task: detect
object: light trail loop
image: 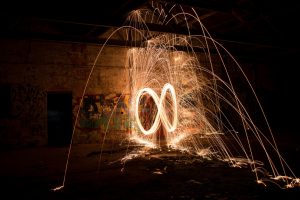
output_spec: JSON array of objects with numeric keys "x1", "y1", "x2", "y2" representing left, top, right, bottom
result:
[{"x1": 135, "y1": 83, "x2": 178, "y2": 135}]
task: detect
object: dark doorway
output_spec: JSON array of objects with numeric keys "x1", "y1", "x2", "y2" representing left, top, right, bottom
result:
[
  {"x1": 47, "y1": 92, "x2": 72, "y2": 146},
  {"x1": 0, "y1": 85, "x2": 11, "y2": 118}
]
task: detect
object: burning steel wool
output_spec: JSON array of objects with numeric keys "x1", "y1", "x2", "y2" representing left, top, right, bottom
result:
[{"x1": 53, "y1": 1, "x2": 300, "y2": 191}]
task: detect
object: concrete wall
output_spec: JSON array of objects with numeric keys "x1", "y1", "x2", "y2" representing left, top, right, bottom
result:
[
  {"x1": 0, "y1": 39, "x2": 130, "y2": 147},
  {"x1": 0, "y1": 38, "x2": 279, "y2": 147}
]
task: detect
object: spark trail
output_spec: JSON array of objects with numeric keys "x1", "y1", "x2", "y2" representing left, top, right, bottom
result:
[{"x1": 53, "y1": 1, "x2": 300, "y2": 191}]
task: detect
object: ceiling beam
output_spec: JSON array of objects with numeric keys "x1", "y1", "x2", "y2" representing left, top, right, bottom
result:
[
  {"x1": 156, "y1": 0, "x2": 235, "y2": 12},
  {"x1": 1, "y1": 12, "x2": 294, "y2": 50},
  {"x1": 1, "y1": 29, "x2": 295, "y2": 61}
]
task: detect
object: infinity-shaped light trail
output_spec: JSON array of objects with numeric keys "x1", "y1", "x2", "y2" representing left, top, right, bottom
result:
[{"x1": 135, "y1": 83, "x2": 178, "y2": 135}]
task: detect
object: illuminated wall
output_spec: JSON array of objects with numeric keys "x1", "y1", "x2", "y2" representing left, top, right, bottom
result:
[
  {"x1": 0, "y1": 38, "x2": 274, "y2": 146},
  {"x1": 0, "y1": 39, "x2": 129, "y2": 146}
]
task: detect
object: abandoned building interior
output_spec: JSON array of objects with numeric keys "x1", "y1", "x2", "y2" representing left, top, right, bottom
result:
[{"x1": 0, "y1": 0, "x2": 300, "y2": 199}]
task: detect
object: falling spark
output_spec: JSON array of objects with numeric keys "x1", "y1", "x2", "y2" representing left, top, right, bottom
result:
[{"x1": 51, "y1": 185, "x2": 64, "y2": 191}]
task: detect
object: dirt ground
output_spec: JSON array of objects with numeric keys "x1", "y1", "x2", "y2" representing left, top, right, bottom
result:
[{"x1": 1, "y1": 134, "x2": 300, "y2": 200}]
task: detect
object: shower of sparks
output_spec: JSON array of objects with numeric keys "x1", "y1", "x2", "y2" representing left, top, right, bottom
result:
[
  {"x1": 53, "y1": 1, "x2": 299, "y2": 191},
  {"x1": 123, "y1": 3, "x2": 300, "y2": 189}
]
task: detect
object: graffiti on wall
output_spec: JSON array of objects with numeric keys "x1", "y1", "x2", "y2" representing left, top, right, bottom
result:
[
  {"x1": 9, "y1": 84, "x2": 47, "y2": 144},
  {"x1": 11, "y1": 84, "x2": 46, "y2": 118},
  {"x1": 76, "y1": 93, "x2": 131, "y2": 131}
]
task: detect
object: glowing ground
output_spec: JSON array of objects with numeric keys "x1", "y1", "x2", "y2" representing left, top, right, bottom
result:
[{"x1": 0, "y1": 134, "x2": 299, "y2": 199}]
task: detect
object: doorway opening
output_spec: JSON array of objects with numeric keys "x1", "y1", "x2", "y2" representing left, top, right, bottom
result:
[{"x1": 47, "y1": 92, "x2": 72, "y2": 146}]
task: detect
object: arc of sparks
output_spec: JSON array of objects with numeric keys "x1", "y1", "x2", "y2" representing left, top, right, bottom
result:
[{"x1": 135, "y1": 83, "x2": 178, "y2": 135}]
